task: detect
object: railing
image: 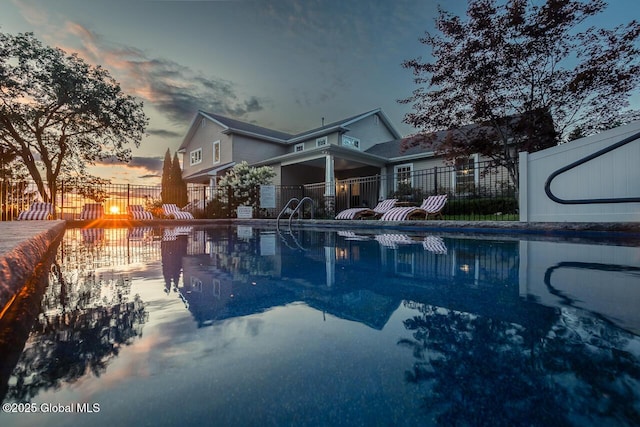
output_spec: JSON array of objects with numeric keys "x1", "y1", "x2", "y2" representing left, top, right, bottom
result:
[
  {"x1": 544, "y1": 130, "x2": 640, "y2": 204},
  {"x1": 1, "y1": 161, "x2": 518, "y2": 221}
]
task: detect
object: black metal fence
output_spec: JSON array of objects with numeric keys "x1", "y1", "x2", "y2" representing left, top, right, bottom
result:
[{"x1": 1, "y1": 161, "x2": 518, "y2": 221}]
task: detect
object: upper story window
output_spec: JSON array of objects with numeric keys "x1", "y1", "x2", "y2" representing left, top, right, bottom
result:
[
  {"x1": 316, "y1": 136, "x2": 328, "y2": 147},
  {"x1": 394, "y1": 163, "x2": 413, "y2": 190},
  {"x1": 190, "y1": 148, "x2": 203, "y2": 166},
  {"x1": 342, "y1": 135, "x2": 360, "y2": 150},
  {"x1": 213, "y1": 140, "x2": 221, "y2": 164},
  {"x1": 294, "y1": 143, "x2": 305, "y2": 153}
]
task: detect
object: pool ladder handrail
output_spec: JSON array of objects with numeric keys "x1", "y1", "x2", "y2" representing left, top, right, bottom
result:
[{"x1": 276, "y1": 197, "x2": 315, "y2": 230}]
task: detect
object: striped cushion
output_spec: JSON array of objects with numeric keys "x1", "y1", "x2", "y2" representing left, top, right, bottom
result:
[
  {"x1": 335, "y1": 207, "x2": 369, "y2": 220},
  {"x1": 162, "y1": 204, "x2": 194, "y2": 219},
  {"x1": 373, "y1": 199, "x2": 397, "y2": 213},
  {"x1": 128, "y1": 205, "x2": 153, "y2": 220},
  {"x1": 335, "y1": 199, "x2": 397, "y2": 220},
  {"x1": 423, "y1": 195, "x2": 447, "y2": 214},
  {"x1": 80, "y1": 204, "x2": 104, "y2": 220},
  {"x1": 18, "y1": 202, "x2": 53, "y2": 220},
  {"x1": 380, "y1": 207, "x2": 416, "y2": 221}
]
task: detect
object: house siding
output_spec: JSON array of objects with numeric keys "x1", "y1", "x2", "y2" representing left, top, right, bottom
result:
[
  {"x1": 181, "y1": 119, "x2": 233, "y2": 179},
  {"x1": 233, "y1": 135, "x2": 287, "y2": 163},
  {"x1": 342, "y1": 113, "x2": 396, "y2": 151}
]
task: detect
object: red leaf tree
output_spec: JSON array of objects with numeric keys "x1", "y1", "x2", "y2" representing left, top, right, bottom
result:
[{"x1": 400, "y1": 0, "x2": 640, "y2": 187}]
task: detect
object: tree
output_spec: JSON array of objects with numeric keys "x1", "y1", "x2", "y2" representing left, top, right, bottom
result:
[
  {"x1": 160, "y1": 148, "x2": 188, "y2": 207},
  {"x1": 0, "y1": 32, "x2": 148, "y2": 203},
  {"x1": 160, "y1": 148, "x2": 173, "y2": 203},
  {"x1": 215, "y1": 161, "x2": 275, "y2": 216},
  {"x1": 400, "y1": 0, "x2": 640, "y2": 187},
  {"x1": 171, "y1": 151, "x2": 188, "y2": 207}
]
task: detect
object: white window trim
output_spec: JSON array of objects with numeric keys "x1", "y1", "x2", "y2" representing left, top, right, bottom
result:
[
  {"x1": 452, "y1": 154, "x2": 479, "y2": 190},
  {"x1": 316, "y1": 136, "x2": 328, "y2": 147},
  {"x1": 294, "y1": 143, "x2": 305, "y2": 152},
  {"x1": 213, "y1": 140, "x2": 221, "y2": 164},
  {"x1": 342, "y1": 135, "x2": 360, "y2": 150},
  {"x1": 393, "y1": 163, "x2": 414, "y2": 190},
  {"x1": 190, "y1": 148, "x2": 203, "y2": 166}
]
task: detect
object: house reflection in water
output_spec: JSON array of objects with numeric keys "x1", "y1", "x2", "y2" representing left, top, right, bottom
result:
[{"x1": 168, "y1": 227, "x2": 557, "y2": 333}]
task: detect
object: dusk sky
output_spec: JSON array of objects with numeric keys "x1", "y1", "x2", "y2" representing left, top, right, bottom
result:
[{"x1": 1, "y1": 0, "x2": 638, "y2": 183}]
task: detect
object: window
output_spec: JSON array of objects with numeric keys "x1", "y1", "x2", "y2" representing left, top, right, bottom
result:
[
  {"x1": 294, "y1": 143, "x2": 305, "y2": 152},
  {"x1": 342, "y1": 135, "x2": 360, "y2": 150},
  {"x1": 213, "y1": 140, "x2": 220, "y2": 164},
  {"x1": 200, "y1": 118, "x2": 206, "y2": 128},
  {"x1": 393, "y1": 163, "x2": 413, "y2": 190},
  {"x1": 190, "y1": 148, "x2": 202, "y2": 166},
  {"x1": 316, "y1": 136, "x2": 328, "y2": 147},
  {"x1": 455, "y1": 156, "x2": 476, "y2": 193}
]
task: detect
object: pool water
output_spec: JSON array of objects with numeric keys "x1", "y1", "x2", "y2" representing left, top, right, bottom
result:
[{"x1": 1, "y1": 225, "x2": 639, "y2": 426}]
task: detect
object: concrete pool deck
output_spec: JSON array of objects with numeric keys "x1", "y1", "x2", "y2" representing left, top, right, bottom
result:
[{"x1": 1, "y1": 218, "x2": 639, "y2": 316}]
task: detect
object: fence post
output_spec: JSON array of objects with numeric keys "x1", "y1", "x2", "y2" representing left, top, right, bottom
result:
[
  {"x1": 433, "y1": 166, "x2": 438, "y2": 195},
  {"x1": 61, "y1": 181, "x2": 64, "y2": 220}
]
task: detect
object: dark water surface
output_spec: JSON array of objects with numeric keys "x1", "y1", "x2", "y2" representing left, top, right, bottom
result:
[{"x1": 0, "y1": 226, "x2": 639, "y2": 426}]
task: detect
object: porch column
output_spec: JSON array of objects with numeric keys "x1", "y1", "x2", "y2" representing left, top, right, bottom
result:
[
  {"x1": 379, "y1": 166, "x2": 388, "y2": 202},
  {"x1": 324, "y1": 154, "x2": 335, "y2": 217}
]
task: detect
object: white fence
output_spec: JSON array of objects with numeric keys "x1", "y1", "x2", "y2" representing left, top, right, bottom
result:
[{"x1": 519, "y1": 121, "x2": 640, "y2": 222}]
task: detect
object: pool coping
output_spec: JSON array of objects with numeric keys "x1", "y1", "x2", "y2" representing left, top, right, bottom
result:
[
  {"x1": 1, "y1": 218, "x2": 639, "y2": 317},
  {"x1": 0, "y1": 221, "x2": 66, "y2": 318}
]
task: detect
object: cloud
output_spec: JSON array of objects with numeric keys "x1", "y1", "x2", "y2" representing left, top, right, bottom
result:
[
  {"x1": 96, "y1": 155, "x2": 163, "y2": 174},
  {"x1": 53, "y1": 22, "x2": 265, "y2": 124},
  {"x1": 147, "y1": 128, "x2": 183, "y2": 138}
]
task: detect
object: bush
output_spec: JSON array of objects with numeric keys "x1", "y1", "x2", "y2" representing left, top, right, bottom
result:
[{"x1": 443, "y1": 197, "x2": 518, "y2": 215}]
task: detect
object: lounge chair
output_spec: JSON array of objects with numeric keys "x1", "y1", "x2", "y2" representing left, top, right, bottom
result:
[
  {"x1": 80, "y1": 203, "x2": 104, "y2": 220},
  {"x1": 127, "y1": 204, "x2": 154, "y2": 220},
  {"x1": 162, "y1": 204, "x2": 195, "y2": 220},
  {"x1": 17, "y1": 202, "x2": 54, "y2": 220},
  {"x1": 335, "y1": 199, "x2": 398, "y2": 220},
  {"x1": 379, "y1": 195, "x2": 447, "y2": 221}
]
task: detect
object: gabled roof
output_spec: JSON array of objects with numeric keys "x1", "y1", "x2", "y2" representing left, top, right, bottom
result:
[
  {"x1": 365, "y1": 137, "x2": 437, "y2": 159},
  {"x1": 288, "y1": 108, "x2": 402, "y2": 142},
  {"x1": 200, "y1": 111, "x2": 294, "y2": 141},
  {"x1": 179, "y1": 108, "x2": 403, "y2": 151}
]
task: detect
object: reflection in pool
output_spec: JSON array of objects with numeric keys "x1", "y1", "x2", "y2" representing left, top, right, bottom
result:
[{"x1": 0, "y1": 226, "x2": 639, "y2": 427}]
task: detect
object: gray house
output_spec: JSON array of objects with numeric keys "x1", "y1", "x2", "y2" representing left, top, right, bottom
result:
[{"x1": 178, "y1": 108, "x2": 483, "y2": 211}]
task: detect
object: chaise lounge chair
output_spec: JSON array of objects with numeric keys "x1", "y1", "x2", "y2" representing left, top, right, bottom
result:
[
  {"x1": 335, "y1": 199, "x2": 398, "y2": 220},
  {"x1": 162, "y1": 204, "x2": 195, "y2": 220},
  {"x1": 127, "y1": 204, "x2": 154, "y2": 220},
  {"x1": 17, "y1": 202, "x2": 54, "y2": 220},
  {"x1": 379, "y1": 195, "x2": 447, "y2": 221},
  {"x1": 80, "y1": 203, "x2": 105, "y2": 220}
]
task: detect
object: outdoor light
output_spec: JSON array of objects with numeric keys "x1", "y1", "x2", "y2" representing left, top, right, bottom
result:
[{"x1": 109, "y1": 205, "x2": 120, "y2": 215}]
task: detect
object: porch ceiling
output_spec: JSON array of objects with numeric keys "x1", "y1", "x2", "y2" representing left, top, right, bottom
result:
[{"x1": 290, "y1": 157, "x2": 376, "y2": 171}]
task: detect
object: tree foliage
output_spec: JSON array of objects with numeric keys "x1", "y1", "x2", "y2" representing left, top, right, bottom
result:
[
  {"x1": 216, "y1": 161, "x2": 275, "y2": 216},
  {"x1": 0, "y1": 32, "x2": 148, "y2": 202},
  {"x1": 160, "y1": 148, "x2": 187, "y2": 206},
  {"x1": 400, "y1": 0, "x2": 640, "y2": 187}
]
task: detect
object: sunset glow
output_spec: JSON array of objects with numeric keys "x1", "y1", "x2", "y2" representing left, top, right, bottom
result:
[{"x1": 109, "y1": 205, "x2": 120, "y2": 215}]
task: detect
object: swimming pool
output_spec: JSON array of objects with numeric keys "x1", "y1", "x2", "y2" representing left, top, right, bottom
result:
[{"x1": 0, "y1": 225, "x2": 639, "y2": 426}]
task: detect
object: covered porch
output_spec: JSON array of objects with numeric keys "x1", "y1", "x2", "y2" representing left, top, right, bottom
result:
[{"x1": 273, "y1": 146, "x2": 388, "y2": 216}]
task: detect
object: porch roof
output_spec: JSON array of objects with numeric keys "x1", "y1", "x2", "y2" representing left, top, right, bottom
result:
[
  {"x1": 251, "y1": 145, "x2": 388, "y2": 170},
  {"x1": 183, "y1": 161, "x2": 236, "y2": 183}
]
